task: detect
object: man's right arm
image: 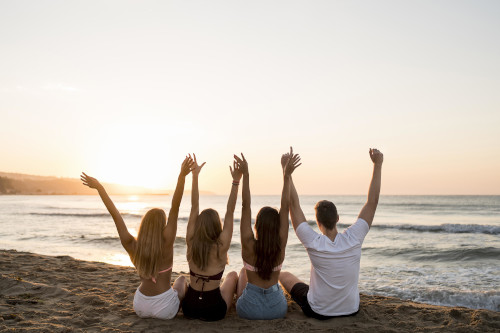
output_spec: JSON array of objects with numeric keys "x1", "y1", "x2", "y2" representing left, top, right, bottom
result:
[{"x1": 358, "y1": 148, "x2": 383, "y2": 228}]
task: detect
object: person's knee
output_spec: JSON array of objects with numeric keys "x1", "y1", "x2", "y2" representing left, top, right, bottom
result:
[
  {"x1": 279, "y1": 271, "x2": 301, "y2": 292},
  {"x1": 174, "y1": 275, "x2": 186, "y2": 285},
  {"x1": 279, "y1": 271, "x2": 292, "y2": 282},
  {"x1": 226, "y1": 271, "x2": 238, "y2": 281}
]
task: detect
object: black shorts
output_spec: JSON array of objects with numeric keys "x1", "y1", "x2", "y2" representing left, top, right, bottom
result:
[
  {"x1": 290, "y1": 282, "x2": 359, "y2": 320},
  {"x1": 181, "y1": 286, "x2": 227, "y2": 321}
]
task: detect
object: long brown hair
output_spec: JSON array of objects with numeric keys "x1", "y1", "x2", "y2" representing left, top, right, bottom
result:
[
  {"x1": 132, "y1": 208, "x2": 166, "y2": 280},
  {"x1": 254, "y1": 206, "x2": 281, "y2": 280},
  {"x1": 190, "y1": 208, "x2": 224, "y2": 270}
]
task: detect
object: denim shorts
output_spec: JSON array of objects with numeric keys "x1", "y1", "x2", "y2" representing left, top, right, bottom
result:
[{"x1": 236, "y1": 282, "x2": 287, "y2": 320}]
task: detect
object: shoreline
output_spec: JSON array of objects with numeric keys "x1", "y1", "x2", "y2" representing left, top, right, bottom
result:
[{"x1": 1, "y1": 249, "x2": 498, "y2": 332}]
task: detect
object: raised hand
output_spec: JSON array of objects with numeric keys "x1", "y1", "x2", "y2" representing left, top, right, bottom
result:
[
  {"x1": 233, "y1": 153, "x2": 249, "y2": 177},
  {"x1": 369, "y1": 148, "x2": 384, "y2": 165},
  {"x1": 283, "y1": 147, "x2": 301, "y2": 176},
  {"x1": 180, "y1": 155, "x2": 195, "y2": 177},
  {"x1": 190, "y1": 153, "x2": 206, "y2": 176},
  {"x1": 231, "y1": 153, "x2": 247, "y2": 181},
  {"x1": 80, "y1": 172, "x2": 102, "y2": 190},
  {"x1": 281, "y1": 151, "x2": 290, "y2": 172}
]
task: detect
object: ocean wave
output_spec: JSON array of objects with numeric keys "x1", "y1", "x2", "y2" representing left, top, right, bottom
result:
[
  {"x1": 380, "y1": 202, "x2": 499, "y2": 210},
  {"x1": 29, "y1": 212, "x2": 194, "y2": 221},
  {"x1": 373, "y1": 223, "x2": 500, "y2": 235},
  {"x1": 362, "y1": 287, "x2": 500, "y2": 312},
  {"x1": 363, "y1": 246, "x2": 500, "y2": 262},
  {"x1": 375, "y1": 198, "x2": 500, "y2": 213},
  {"x1": 80, "y1": 235, "x2": 190, "y2": 245},
  {"x1": 83, "y1": 236, "x2": 121, "y2": 244},
  {"x1": 30, "y1": 212, "x2": 143, "y2": 218},
  {"x1": 312, "y1": 221, "x2": 500, "y2": 235}
]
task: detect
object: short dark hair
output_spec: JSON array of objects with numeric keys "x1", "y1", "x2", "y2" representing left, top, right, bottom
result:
[{"x1": 314, "y1": 200, "x2": 338, "y2": 230}]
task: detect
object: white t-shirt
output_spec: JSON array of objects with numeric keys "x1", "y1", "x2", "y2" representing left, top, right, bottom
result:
[{"x1": 295, "y1": 218, "x2": 369, "y2": 316}]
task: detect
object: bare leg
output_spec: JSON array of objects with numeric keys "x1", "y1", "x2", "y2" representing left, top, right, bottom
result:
[
  {"x1": 220, "y1": 271, "x2": 238, "y2": 310},
  {"x1": 279, "y1": 271, "x2": 304, "y2": 294},
  {"x1": 172, "y1": 275, "x2": 187, "y2": 301},
  {"x1": 236, "y1": 267, "x2": 247, "y2": 298}
]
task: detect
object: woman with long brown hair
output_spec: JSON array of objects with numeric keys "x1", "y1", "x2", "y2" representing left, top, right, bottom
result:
[
  {"x1": 235, "y1": 148, "x2": 300, "y2": 320},
  {"x1": 80, "y1": 156, "x2": 193, "y2": 320},
  {"x1": 181, "y1": 153, "x2": 242, "y2": 321}
]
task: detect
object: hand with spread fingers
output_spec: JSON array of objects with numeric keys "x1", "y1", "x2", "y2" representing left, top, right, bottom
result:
[
  {"x1": 283, "y1": 147, "x2": 301, "y2": 176},
  {"x1": 190, "y1": 153, "x2": 206, "y2": 176},
  {"x1": 180, "y1": 155, "x2": 195, "y2": 177},
  {"x1": 233, "y1": 153, "x2": 249, "y2": 177},
  {"x1": 80, "y1": 172, "x2": 102, "y2": 190},
  {"x1": 230, "y1": 155, "x2": 244, "y2": 182}
]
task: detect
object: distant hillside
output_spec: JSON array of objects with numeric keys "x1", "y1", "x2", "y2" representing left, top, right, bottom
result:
[{"x1": 0, "y1": 172, "x2": 168, "y2": 195}]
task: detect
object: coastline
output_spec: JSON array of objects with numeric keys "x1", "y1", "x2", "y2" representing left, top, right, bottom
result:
[{"x1": 1, "y1": 250, "x2": 498, "y2": 332}]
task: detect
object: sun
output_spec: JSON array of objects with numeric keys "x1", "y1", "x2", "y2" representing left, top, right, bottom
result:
[{"x1": 94, "y1": 121, "x2": 174, "y2": 189}]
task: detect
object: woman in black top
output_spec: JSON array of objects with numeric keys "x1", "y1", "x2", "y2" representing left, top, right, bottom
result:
[{"x1": 181, "y1": 154, "x2": 242, "y2": 321}]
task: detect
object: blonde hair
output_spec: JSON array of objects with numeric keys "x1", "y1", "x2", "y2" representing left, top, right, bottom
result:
[
  {"x1": 189, "y1": 209, "x2": 224, "y2": 270},
  {"x1": 132, "y1": 208, "x2": 166, "y2": 280}
]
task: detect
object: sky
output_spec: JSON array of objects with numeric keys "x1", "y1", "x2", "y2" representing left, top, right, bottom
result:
[{"x1": 1, "y1": 0, "x2": 499, "y2": 195}]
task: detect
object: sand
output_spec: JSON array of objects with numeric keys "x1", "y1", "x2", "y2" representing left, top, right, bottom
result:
[{"x1": 0, "y1": 250, "x2": 498, "y2": 332}]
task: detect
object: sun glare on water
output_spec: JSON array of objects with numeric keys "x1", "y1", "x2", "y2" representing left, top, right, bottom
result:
[
  {"x1": 128, "y1": 227, "x2": 138, "y2": 238},
  {"x1": 104, "y1": 253, "x2": 134, "y2": 267}
]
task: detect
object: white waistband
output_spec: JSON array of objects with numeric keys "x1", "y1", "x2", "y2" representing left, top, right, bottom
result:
[{"x1": 135, "y1": 287, "x2": 174, "y2": 300}]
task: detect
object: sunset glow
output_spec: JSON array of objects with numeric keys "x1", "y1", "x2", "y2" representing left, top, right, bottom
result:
[{"x1": 1, "y1": 1, "x2": 499, "y2": 194}]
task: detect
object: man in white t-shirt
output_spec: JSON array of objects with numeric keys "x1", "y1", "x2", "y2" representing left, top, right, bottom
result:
[{"x1": 279, "y1": 148, "x2": 383, "y2": 319}]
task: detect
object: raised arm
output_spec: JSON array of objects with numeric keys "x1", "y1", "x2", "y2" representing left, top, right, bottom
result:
[
  {"x1": 358, "y1": 148, "x2": 383, "y2": 227},
  {"x1": 220, "y1": 155, "x2": 244, "y2": 250},
  {"x1": 279, "y1": 147, "x2": 301, "y2": 248},
  {"x1": 163, "y1": 156, "x2": 194, "y2": 246},
  {"x1": 186, "y1": 154, "x2": 205, "y2": 251},
  {"x1": 281, "y1": 151, "x2": 306, "y2": 231},
  {"x1": 80, "y1": 173, "x2": 135, "y2": 253},
  {"x1": 289, "y1": 178, "x2": 307, "y2": 231},
  {"x1": 238, "y1": 154, "x2": 254, "y2": 253}
]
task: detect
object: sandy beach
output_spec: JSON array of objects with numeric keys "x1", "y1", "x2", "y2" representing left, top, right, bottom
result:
[{"x1": 0, "y1": 250, "x2": 498, "y2": 332}]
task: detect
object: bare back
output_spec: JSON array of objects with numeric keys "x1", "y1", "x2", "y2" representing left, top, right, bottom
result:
[
  {"x1": 242, "y1": 242, "x2": 285, "y2": 289},
  {"x1": 133, "y1": 238, "x2": 175, "y2": 296},
  {"x1": 187, "y1": 241, "x2": 228, "y2": 292}
]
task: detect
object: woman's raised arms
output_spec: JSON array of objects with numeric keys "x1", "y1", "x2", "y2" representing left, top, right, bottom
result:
[
  {"x1": 80, "y1": 172, "x2": 135, "y2": 254},
  {"x1": 163, "y1": 155, "x2": 194, "y2": 247},
  {"x1": 186, "y1": 154, "x2": 206, "y2": 254},
  {"x1": 279, "y1": 147, "x2": 301, "y2": 250},
  {"x1": 237, "y1": 154, "x2": 254, "y2": 254},
  {"x1": 219, "y1": 154, "x2": 244, "y2": 251}
]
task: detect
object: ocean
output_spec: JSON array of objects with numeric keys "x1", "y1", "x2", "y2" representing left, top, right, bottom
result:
[{"x1": 0, "y1": 195, "x2": 498, "y2": 311}]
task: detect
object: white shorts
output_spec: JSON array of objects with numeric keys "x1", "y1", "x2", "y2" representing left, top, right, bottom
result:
[{"x1": 133, "y1": 287, "x2": 180, "y2": 320}]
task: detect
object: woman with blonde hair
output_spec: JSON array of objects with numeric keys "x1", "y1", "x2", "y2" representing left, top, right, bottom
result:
[
  {"x1": 181, "y1": 154, "x2": 242, "y2": 321},
  {"x1": 235, "y1": 148, "x2": 300, "y2": 320},
  {"x1": 80, "y1": 155, "x2": 194, "y2": 320}
]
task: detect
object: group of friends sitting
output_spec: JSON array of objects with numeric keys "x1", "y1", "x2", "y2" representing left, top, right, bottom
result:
[{"x1": 80, "y1": 147, "x2": 383, "y2": 321}]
